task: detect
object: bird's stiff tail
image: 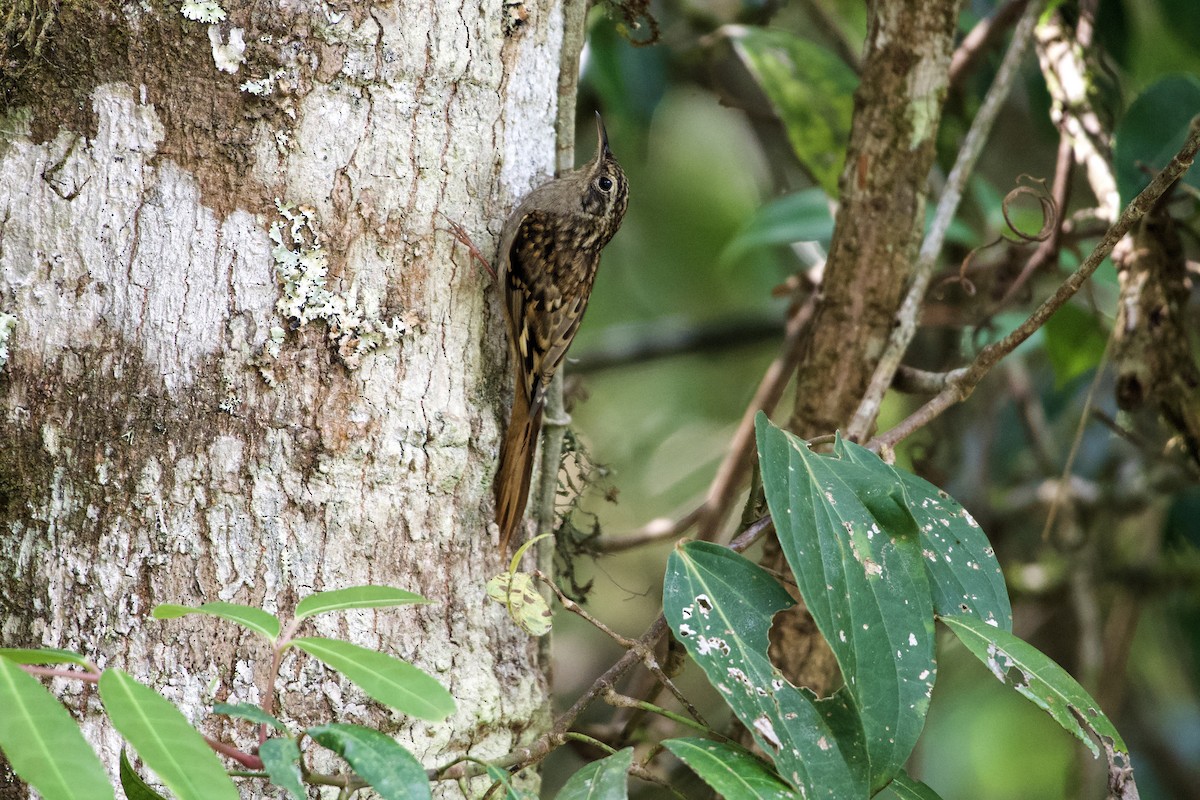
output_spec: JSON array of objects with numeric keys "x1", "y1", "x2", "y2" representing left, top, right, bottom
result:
[{"x1": 495, "y1": 391, "x2": 543, "y2": 557}]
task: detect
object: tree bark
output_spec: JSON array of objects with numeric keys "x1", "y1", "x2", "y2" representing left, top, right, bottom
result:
[
  {"x1": 768, "y1": 0, "x2": 965, "y2": 693},
  {"x1": 0, "y1": 1, "x2": 569, "y2": 795}
]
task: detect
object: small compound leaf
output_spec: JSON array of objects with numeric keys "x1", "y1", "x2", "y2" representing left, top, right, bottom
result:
[
  {"x1": 664, "y1": 738, "x2": 796, "y2": 799},
  {"x1": 555, "y1": 747, "x2": 633, "y2": 800},
  {"x1": 99, "y1": 669, "x2": 239, "y2": 800},
  {"x1": 295, "y1": 586, "x2": 430, "y2": 620},
  {"x1": 0, "y1": 657, "x2": 113, "y2": 800},
  {"x1": 290, "y1": 637, "x2": 455, "y2": 721},
  {"x1": 151, "y1": 602, "x2": 281, "y2": 641},
  {"x1": 308, "y1": 723, "x2": 430, "y2": 800},
  {"x1": 119, "y1": 750, "x2": 168, "y2": 800},
  {"x1": 940, "y1": 614, "x2": 1133, "y2": 774},
  {"x1": 212, "y1": 702, "x2": 286, "y2": 731},
  {"x1": 486, "y1": 572, "x2": 552, "y2": 636},
  {"x1": 259, "y1": 738, "x2": 305, "y2": 800}
]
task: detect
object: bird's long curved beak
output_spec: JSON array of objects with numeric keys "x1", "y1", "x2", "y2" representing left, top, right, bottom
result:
[{"x1": 595, "y1": 111, "x2": 611, "y2": 158}]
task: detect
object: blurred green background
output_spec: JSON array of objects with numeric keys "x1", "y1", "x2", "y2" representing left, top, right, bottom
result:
[{"x1": 542, "y1": 1, "x2": 1200, "y2": 797}]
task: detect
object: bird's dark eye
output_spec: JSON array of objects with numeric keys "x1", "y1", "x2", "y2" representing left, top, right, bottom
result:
[{"x1": 597, "y1": 176, "x2": 613, "y2": 191}]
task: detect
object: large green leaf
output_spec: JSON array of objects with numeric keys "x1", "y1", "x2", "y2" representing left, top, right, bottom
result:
[
  {"x1": 99, "y1": 669, "x2": 239, "y2": 800},
  {"x1": 290, "y1": 637, "x2": 455, "y2": 721},
  {"x1": 259, "y1": 737, "x2": 305, "y2": 800},
  {"x1": 719, "y1": 188, "x2": 834, "y2": 268},
  {"x1": 664, "y1": 542, "x2": 867, "y2": 797},
  {"x1": 555, "y1": 747, "x2": 633, "y2": 800},
  {"x1": 0, "y1": 657, "x2": 113, "y2": 800},
  {"x1": 663, "y1": 738, "x2": 796, "y2": 799},
  {"x1": 1114, "y1": 74, "x2": 1200, "y2": 205},
  {"x1": 295, "y1": 586, "x2": 430, "y2": 620},
  {"x1": 308, "y1": 723, "x2": 430, "y2": 800},
  {"x1": 940, "y1": 614, "x2": 1131, "y2": 764},
  {"x1": 152, "y1": 602, "x2": 281, "y2": 641},
  {"x1": 833, "y1": 438, "x2": 1011, "y2": 630},
  {"x1": 756, "y1": 416, "x2": 936, "y2": 790},
  {"x1": 723, "y1": 27, "x2": 857, "y2": 195}
]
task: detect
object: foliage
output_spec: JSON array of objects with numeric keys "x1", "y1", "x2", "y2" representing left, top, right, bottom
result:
[{"x1": 0, "y1": 587, "x2": 451, "y2": 798}]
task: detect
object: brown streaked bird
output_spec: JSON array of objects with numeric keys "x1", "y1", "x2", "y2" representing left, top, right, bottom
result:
[{"x1": 494, "y1": 112, "x2": 629, "y2": 556}]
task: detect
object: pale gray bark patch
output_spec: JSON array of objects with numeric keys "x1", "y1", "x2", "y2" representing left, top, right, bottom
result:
[{"x1": 0, "y1": 1, "x2": 566, "y2": 795}]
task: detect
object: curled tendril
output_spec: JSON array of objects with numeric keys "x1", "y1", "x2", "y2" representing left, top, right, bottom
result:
[
  {"x1": 608, "y1": 0, "x2": 661, "y2": 47},
  {"x1": 939, "y1": 174, "x2": 1060, "y2": 297}
]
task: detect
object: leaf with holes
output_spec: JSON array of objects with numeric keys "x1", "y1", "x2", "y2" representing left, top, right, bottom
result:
[
  {"x1": 757, "y1": 416, "x2": 935, "y2": 791},
  {"x1": 941, "y1": 614, "x2": 1130, "y2": 765},
  {"x1": 832, "y1": 438, "x2": 1011, "y2": 630},
  {"x1": 664, "y1": 541, "x2": 867, "y2": 797}
]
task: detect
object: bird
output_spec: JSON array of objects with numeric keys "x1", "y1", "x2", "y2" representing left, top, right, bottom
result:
[{"x1": 493, "y1": 112, "x2": 629, "y2": 556}]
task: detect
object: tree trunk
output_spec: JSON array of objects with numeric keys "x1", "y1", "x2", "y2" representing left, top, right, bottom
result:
[
  {"x1": 767, "y1": 0, "x2": 965, "y2": 693},
  {"x1": 0, "y1": 1, "x2": 569, "y2": 795}
]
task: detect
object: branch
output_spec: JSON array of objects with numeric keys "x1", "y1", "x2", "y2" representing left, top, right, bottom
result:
[
  {"x1": 870, "y1": 120, "x2": 1200, "y2": 450},
  {"x1": 949, "y1": 0, "x2": 1030, "y2": 88},
  {"x1": 846, "y1": 0, "x2": 1044, "y2": 442}
]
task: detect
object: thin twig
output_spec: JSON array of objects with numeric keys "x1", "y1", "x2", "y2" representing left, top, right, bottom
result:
[
  {"x1": 846, "y1": 0, "x2": 1044, "y2": 443},
  {"x1": 870, "y1": 120, "x2": 1200, "y2": 450},
  {"x1": 949, "y1": 0, "x2": 1030, "y2": 88}
]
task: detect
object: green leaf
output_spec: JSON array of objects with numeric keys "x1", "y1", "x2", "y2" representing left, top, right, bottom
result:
[
  {"x1": 833, "y1": 438, "x2": 1011, "y2": 630},
  {"x1": 940, "y1": 614, "x2": 1132, "y2": 765},
  {"x1": 259, "y1": 738, "x2": 305, "y2": 800},
  {"x1": 290, "y1": 637, "x2": 455, "y2": 721},
  {"x1": 663, "y1": 738, "x2": 796, "y2": 799},
  {"x1": 1043, "y1": 303, "x2": 1109, "y2": 388},
  {"x1": 119, "y1": 750, "x2": 169, "y2": 800},
  {"x1": 151, "y1": 602, "x2": 281, "y2": 641},
  {"x1": 723, "y1": 27, "x2": 857, "y2": 195},
  {"x1": 878, "y1": 771, "x2": 946, "y2": 800},
  {"x1": 0, "y1": 647, "x2": 94, "y2": 669},
  {"x1": 0, "y1": 657, "x2": 114, "y2": 800},
  {"x1": 99, "y1": 669, "x2": 239, "y2": 800},
  {"x1": 212, "y1": 702, "x2": 286, "y2": 730},
  {"x1": 555, "y1": 747, "x2": 633, "y2": 800},
  {"x1": 664, "y1": 542, "x2": 867, "y2": 797},
  {"x1": 1114, "y1": 74, "x2": 1200, "y2": 205},
  {"x1": 719, "y1": 188, "x2": 834, "y2": 268},
  {"x1": 756, "y1": 416, "x2": 936, "y2": 790},
  {"x1": 295, "y1": 586, "x2": 430, "y2": 620},
  {"x1": 486, "y1": 571, "x2": 553, "y2": 636},
  {"x1": 308, "y1": 723, "x2": 430, "y2": 800}
]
